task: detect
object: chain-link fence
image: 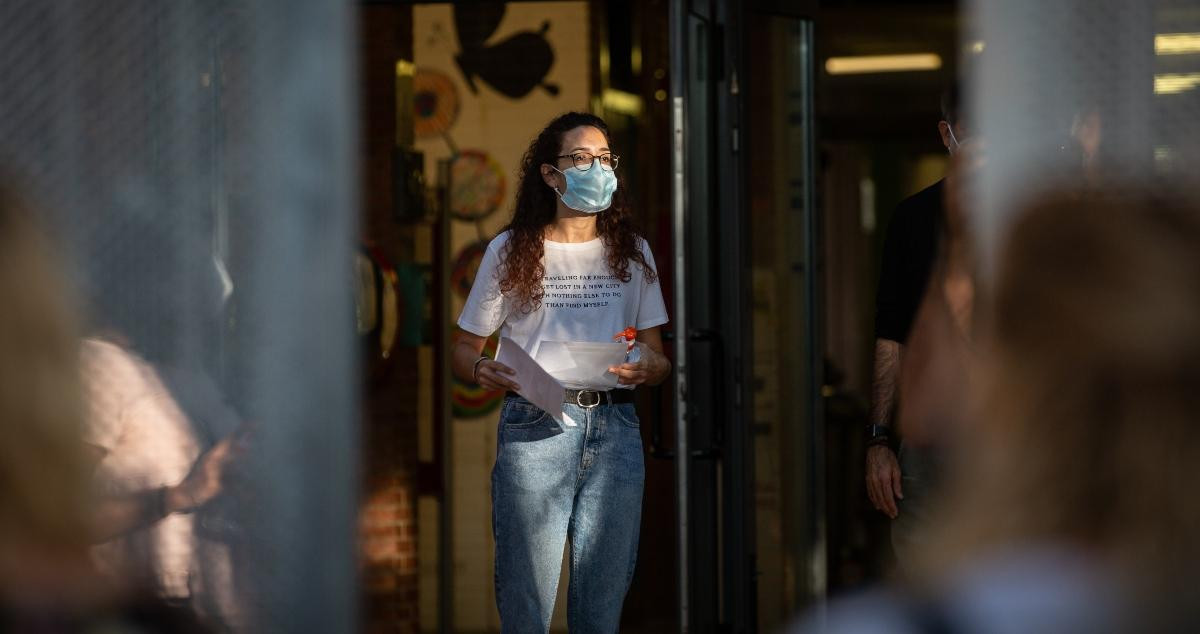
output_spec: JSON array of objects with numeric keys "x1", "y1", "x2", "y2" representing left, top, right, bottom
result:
[
  {"x1": 969, "y1": 0, "x2": 1200, "y2": 267},
  {"x1": 0, "y1": 2, "x2": 358, "y2": 630}
]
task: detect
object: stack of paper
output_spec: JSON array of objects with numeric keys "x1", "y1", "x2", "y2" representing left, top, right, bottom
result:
[
  {"x1": 495, "y1": 337, "x2": 641, "y2": 427},
  {"x1": 534, "y1": 341, "x2": 637, "y2": 389}
]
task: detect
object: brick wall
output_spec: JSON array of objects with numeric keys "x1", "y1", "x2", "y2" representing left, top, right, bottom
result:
[{"x1": 359, "y1": 5, "x2": 419, "y2": 633}]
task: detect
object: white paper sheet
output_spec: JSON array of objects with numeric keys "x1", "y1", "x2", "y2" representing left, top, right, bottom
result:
[
  {"x1": 534, "y1": 341, "x2": 638, "y2": 389},
  {"x1": 495, "y1": 337, "x2": 573, "y2": 426}
]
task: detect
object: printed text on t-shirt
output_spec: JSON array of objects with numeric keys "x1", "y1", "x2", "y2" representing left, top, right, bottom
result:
[{"x1": 543, "y1": 274, "x2": 624, "y2": 309}]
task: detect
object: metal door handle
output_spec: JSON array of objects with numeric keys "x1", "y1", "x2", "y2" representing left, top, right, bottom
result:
[
  {"x1": 650, "y1": 332, "x2": 677, "y2": 459},
  {"x1": 688, "y1": 327, "x2": 724, "y2": 460}
]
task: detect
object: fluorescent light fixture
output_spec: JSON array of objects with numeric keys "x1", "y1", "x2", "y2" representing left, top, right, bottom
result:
[
  {"x1": 601, "y1": 88, "x2": 643, "y2": 116},
  {"x1": 825, "y1": 53, "x2": 942, "y2": 75},
  {"x1": 1156, "y1": 33, "x2": 1200, "y2": 55},
  {"x1": 1155, "y1": 72, "x2": 1200, "y2": 95}
]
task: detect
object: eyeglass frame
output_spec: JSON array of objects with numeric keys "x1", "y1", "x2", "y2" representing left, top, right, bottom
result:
[{"x1": 554, "y1": 151, "x2": 619, "y2": 171}]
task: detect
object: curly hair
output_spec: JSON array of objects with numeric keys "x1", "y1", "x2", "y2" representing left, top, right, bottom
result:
[{"x1": 498, "y1": 112, "x2": 657, "y2": 313}]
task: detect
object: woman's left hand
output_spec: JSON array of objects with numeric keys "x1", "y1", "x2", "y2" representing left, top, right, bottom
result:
[{"x1": 609, "y1": 342, "x2": 671, "y2": 386}]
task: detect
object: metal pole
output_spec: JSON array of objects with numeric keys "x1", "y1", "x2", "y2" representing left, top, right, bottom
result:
[
  {"x1": 437, "y1": 157, "x2": 454, "y2": 634},
  {"x1": 669, "y1": 0, "x2": 689, "y2": 630},
  {"x1": 799, "y1": 18, "x2": 828, "y2": 615}
]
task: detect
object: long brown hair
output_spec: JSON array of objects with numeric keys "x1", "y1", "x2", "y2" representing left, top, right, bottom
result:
[
  {"x1": 499, "y1": 112, "x2": 656, "y2": 313},
  {"x1": 0, "y1": 182, "x2": 88, "y2": 555},
  {"x1": 927, "y1": 188, "x2": 1200, "y2": 598}
]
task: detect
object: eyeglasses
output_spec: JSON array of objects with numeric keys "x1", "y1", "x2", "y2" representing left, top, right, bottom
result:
[{"x1": 556, "y1": 152, "x2": 619, "y2": 171}]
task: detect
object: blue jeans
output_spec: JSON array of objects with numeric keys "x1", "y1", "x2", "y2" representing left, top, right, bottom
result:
[{"x1": 492, "y1": 395, "x2": 645, "y2": 634}]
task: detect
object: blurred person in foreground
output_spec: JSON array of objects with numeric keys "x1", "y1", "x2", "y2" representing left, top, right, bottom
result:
[
  {"x1": 80, "y1": 211, "x2": 247, "y2": 629},
  {"x1": 0, "y1": 183, "x2": 206, "y2": 632},
  {"x1": 801, "y1": 186, "x2": 1200, "y2": 632},
  {"x1": 866, "y1": 83, "x2": 967, "y2": 567},
  {"x1": 82, "y1": 337, "x2": 246, "y2": 622}
]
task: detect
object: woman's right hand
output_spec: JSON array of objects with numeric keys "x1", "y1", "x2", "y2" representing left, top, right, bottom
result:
[{"x1": 476, "y1": 359, "x2": 521, "y2": 392}]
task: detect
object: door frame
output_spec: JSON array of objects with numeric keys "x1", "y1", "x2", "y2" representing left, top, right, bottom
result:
[{"x1": 670, "y1": 1, "x2": 822, "y2": 631}]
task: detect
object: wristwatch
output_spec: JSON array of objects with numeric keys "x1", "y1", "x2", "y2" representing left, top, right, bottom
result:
[{"x1": 865, "y1": 423, "x2": 892, "y2": 448}]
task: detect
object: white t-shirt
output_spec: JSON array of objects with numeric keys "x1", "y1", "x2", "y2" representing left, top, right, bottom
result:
[
  {"x1": 457, "y1": 232, "x2": 669, "y2": 388},
  {"x1": 81, "y1": 338, "x2": 200, "y2": 599},
  {"x1": 81, "y1": 339, "x2": 243, "y2": 626}
]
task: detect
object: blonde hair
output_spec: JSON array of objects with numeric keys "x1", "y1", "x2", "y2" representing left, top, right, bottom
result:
[
  {"x1": 928, "y1": 188, "x2": 1200, "y2": 593},
  {"x1": 0, "y1": 182, "x2": 89, "y2": 552}
]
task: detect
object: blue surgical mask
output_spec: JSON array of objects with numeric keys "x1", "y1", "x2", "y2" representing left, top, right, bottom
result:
[{"x1": 552, "y1": 160, "x2": 617, "y2": 214}]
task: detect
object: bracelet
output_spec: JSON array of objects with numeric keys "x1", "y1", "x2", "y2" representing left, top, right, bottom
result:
[
  {"x1": 153, "y1": 486, "x2": 170, "y2": 519},
  {"x1": 472, "y1": 356, "x2": 489, "y2": 382},
  {"x1": 865, "y1": 423, "x2": 892, "y2": 448}
]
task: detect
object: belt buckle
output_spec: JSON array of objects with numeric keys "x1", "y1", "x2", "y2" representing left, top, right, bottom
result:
[{"x1": 575, "y1": 390, "x2": 602, "y2": 409}]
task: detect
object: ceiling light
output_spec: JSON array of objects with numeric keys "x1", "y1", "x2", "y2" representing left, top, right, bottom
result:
[
  {"x1": 1156, "y1": 33, "x2": 1200, "y2": 55},
  {"x1": 1155, "y1": 72, "x2": 1200, "y2": 95},
  {"x1": 825, "y1": 53, "x2": 942, "y2": 75}
]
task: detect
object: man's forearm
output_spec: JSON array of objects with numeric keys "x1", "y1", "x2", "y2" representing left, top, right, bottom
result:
[{"x1": 870, "y1": 339, "x2": 902, "y2": 427}]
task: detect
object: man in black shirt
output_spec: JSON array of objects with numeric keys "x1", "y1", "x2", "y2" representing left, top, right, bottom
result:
[{"x1": 865, "y1": 86, "x2": 963, "y2": 567}]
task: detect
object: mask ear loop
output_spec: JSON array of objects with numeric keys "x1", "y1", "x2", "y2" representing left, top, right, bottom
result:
[
  {"x1": 549, "y1": 165, "x2": 566, "y2": 197},
  {"x1": 947, "y1": 124, "x2": 961, "y2": 151}
]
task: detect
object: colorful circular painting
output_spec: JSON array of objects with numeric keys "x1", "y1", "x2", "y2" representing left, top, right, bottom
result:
[
  {"x1": 449, "y1": 149, "x2": 505, "y2": 220},
  {"x1": 413, "y1": 69, "x2": 460, "y2": 139},
  {"x1": 451, "y1": 330, "x2": 504, "y2": 418},
  {"x1": 449, "y1": 241, "x2": 488, "y2": 300}
]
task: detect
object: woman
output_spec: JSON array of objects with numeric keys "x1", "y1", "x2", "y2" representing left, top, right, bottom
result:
[
  {"x1": 801, "y1": 187, "x2": 1200, "y2": 633},
  {"x1": 915, "y1": 188, "x2": 1200, "y2": 631},
  {"x1": 454, "y1": 112, "x2": 671, "y2": 633},
  {"x1": 0, "y1": 182, "x2": 207, "y2": 631}
]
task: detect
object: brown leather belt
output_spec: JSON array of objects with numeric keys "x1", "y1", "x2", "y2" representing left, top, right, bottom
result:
[{"x1": 506, "y1": 389, "x2": 636, "y2": 408}]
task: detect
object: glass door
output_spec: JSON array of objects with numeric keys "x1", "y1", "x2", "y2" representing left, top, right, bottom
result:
[
  {"x1": 672, "y1": 2, "x2": 819, "y2": 631},
  {"x1": 744, "y1": 12, "x2": 823, "y2": 629}
]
